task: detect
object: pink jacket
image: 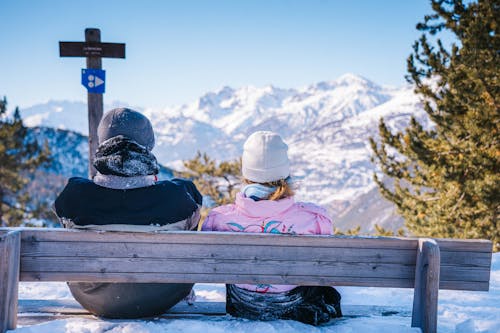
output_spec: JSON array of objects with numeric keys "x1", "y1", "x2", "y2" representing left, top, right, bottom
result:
[{"x1": 202, "y1": 192, "x2": 333, "y2": 293}]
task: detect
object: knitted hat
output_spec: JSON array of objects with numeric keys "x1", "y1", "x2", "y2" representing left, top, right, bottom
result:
[
  {"x1": 97, "y1": 108, "x2": 155, "y2": 151},
  {"x1": 242, "y1": 131, "x2": 290, "y2": 183}
]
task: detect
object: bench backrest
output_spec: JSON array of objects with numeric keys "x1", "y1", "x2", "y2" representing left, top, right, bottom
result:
[
  {"x1": 0, "y1": 227, "x2": 493, "y2": 333},
  {"x1": 5, "y1": 228, "x2": 491, "y2": 291}
]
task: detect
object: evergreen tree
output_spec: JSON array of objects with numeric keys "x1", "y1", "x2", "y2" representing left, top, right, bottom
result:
[
  {"x1": 0, "y1": 97, "x2": 50, "y2": 226},
  {"x1": 178, "y1": 152, "x2": 241, "y2": 223},
  {"x1": 370, "y1": 0, "x2": 499, "y2": 250}
]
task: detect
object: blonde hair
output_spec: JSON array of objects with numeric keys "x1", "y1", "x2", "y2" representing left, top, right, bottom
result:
[{"x1": 243, "y1": 178, "x2": 295, "y2": 201}]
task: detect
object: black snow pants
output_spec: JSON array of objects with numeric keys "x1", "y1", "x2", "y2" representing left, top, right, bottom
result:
[
  {"x1": 226, "y1": 284, "x2": 342, "y2": 325},
  {"x1": 68, "y1": 282, "x2": 193, "y2": 318}
]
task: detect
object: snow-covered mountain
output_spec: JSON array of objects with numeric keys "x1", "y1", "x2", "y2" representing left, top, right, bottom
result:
[
  {"x1": 28, "y1": 127, "x2": 89, "y2": 177},
  {"x1": 20, "y1": 100, "x2": 133, "y2": 135},
  {"x1": 20, "y1": 74, "x2": 430, "y2": 232}
]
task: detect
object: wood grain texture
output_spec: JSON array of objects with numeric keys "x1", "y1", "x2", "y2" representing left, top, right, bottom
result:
[
  {"x1": 0, "y1": 231, "x2": 21, "y2": 333},
  {"x1": 18, "y1": 256, "x2": 488, "y2": 281},
  {"x1": 20, "y1": 240, "x2": 492, "y2": 268},
  {"x1": 16, "y1": 228, "x2": 422, "y2": 248},
  {"x1": 18, "y1": 299, "x2": 412, "y2": 318},
  {"x1": 0, "y1": 228, "x2": 493, "y2": 290},
  {"x1": 0, "y1": 227, "x2": 490, "y2": 289},
  {"x1": 20, "y1": 241, "x2": 419, "y2": 264},
  {"x1": 411, "y1": 239, "x2": 440, "y2": 333},
  {"x1": 15, "y1": 232, "x2": 491, "y2": 288},
  {"x1": 84, "y1": 28, "x2": 103, "y2": 178},
  {"x1": 0, "y1": 227, "x2": 492, "y2": 332},
  {"x1": 7, "y1": 228, "x2": 492, "y2": 251},
  {"x1": 19, "y1": 271, "x2": 415, "y2": 287}
]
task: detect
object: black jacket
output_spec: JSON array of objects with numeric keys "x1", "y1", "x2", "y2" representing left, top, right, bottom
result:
[
  {"x1": 55, "y1": 177, "x2": 202, "y2": 226},
  {"x1": 54, "y1": 176, "x2": 202, "y2": 319}
]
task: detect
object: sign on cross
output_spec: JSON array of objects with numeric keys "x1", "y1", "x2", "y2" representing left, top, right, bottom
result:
[{"x1": 59, "y1": 28, "x2": 126, "y2": 178}]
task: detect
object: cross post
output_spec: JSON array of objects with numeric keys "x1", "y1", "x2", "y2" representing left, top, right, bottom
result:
[{"x1": 59, "y1": 28, "x2": 125, "y2": 178}]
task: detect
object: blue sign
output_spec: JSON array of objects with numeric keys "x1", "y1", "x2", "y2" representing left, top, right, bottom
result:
[{"x1": 81, "y1": 69, "x2": 106, "y2": 93}]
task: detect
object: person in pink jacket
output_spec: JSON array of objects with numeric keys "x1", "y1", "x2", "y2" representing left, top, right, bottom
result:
[{"x1": 202, "y1": 131, "x2": 342, "y2": 325}]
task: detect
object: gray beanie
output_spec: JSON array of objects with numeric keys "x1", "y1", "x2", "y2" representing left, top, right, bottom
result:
[{"x1": 97, "y1": 108, "x2": 155, "y2": 151}]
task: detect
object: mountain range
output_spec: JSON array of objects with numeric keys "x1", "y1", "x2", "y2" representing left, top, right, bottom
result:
[{"x1": 20, "y1": 73, "x2": 432, "y2": 233}]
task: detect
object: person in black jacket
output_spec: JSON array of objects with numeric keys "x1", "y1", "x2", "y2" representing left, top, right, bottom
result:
[{"x1": 55, "y1": 107, "x2": 202, "y2": 318}]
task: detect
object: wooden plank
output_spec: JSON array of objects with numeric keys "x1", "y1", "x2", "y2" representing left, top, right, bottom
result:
[
  {"x1": 18, "y1": 299, "x2": 412, "y2": 318},
  {"x1": 18, "y1": 299, "x2": 225, "y2": 315},
  {"x1": 85, "y1": 28, "x2": 103, "y2": 179},
  {"x1": 412, "y1": 239, "x2": 440, "y2": 333},
  {"x1": 17, "y1": 269, "x2": 489, "y2": 290},
  {"x1": 20, "y1": 299, "x2": 88, "y2": 315},
  {"x1": 16, "y1": 304, "x2": 411, "y2": 326},
  {"x1": 440, "y1": 250, "x2": 492, "y2": 267},
  {"x1": 20, "y1": 257, "x2": 418, "y2": 281},
  {"x1": 12, "y1": 228, "x2": 421, "y2": 249},
  {"x1": 59, "y1": 41, "x2": 125, "y2": 58},
  {"x1": 20, "y1": 255, "x2": 489, "y2": 283},
  {"x1": 2, "y1": 228, "x2": 493, "y2": 291},
  {"x1": 2, "y1": 227, "x2": 493, "y2": 253},
  {"x1": 435, "y1": 238, "x2": 493, "y2": 253},
  {"x1": 0, "y1": 231, "x2": 21, "y2": 333},
  {"x1": 439, "y1": 280, "x2": 489, "y2": 291},
  {"x1": 21, "y1": 241, "x2": 419, "y2": 264},
  {"x1": 18, "y1": 314, "x2": 95, "y2": 326},
  {"x1": 20, "y1": 271, "x2": 416, "y2": 288},
  {"x1": 439, "y1": 265, "x2": 490, "y2": 282},
  {"x1": 21, "y1": 241, "x2": 492, "y2": 272}
]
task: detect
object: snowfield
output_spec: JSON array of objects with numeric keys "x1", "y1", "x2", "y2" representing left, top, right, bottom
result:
[{"x1": 10, "y1": 253, "x2": 499, "y2": 333}]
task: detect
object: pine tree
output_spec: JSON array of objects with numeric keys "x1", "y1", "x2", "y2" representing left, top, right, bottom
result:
[
  {"x1": 178, "y1": 152, "x2": 241, "y2": 223},
  {"x1": 370, "y1": 0, "x2": 499, "y2": 250},
  {"x1": 0, "y1": 97, "x2": 51, "y2": 226}
]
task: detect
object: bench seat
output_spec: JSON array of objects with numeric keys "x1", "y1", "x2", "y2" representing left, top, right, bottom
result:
[{"x1": 0, "y1": 228, "x2": 493, "y2": 333}]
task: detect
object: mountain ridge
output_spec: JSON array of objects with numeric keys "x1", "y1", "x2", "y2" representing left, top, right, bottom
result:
[{"x1": 20, "y1": 74, "x2": 430, "y2": 232}]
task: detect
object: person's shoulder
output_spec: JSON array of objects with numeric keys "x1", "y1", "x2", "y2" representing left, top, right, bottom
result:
[
  {"x1": 202, "y1": 203, "x2": 236, "y2": 231},
  {"x1": 67, "y1": 177, "x2": 93, "y2": 185},
  {"x1": 209, "y1": 203, "x2": 236, "y2": 215},
  {"x1": 55, "y1": 177, "x2": 97, "y2": 215},
  {"x1": 149, "y1": 180, "x2": 187, "y2": 195},
  {"x1": 155, "y1": 179, "x2": 183, "y2": 188},
  {"x1": 155, "y1": 179, "x2": 194, "y2": 194},
  {"x1": 150, "y1": 179, "x2": 201, "y2": 205},
  {"x1": 156, "y1": 178, "x2": 202, "y2": 205},
  {"x1": 61, "y1": 177, "x2": 96, "y2": 192},
  {"x1": 293, "y1": 201, "x2": 329, "y2": 215}
]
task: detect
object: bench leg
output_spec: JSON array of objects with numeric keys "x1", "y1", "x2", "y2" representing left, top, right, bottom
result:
[
  {"x1": 0, "y1": 231, "x2": 21, "y2": 333},
  {"x1": 411, "y1": 238, "x2": 440, "y2": 333}
]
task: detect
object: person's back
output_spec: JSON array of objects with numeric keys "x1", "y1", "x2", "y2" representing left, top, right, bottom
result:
[
  {"x1": 55, "y1": 108, "x2": 202, "y2": 318},
  {"x1": 201, "y1": 131, "x2": 341, "y2": 325}
]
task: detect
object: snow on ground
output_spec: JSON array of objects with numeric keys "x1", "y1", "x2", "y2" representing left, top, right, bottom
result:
[{"x1": 11, "y1": 253, "x2": 500, "y2": 333}]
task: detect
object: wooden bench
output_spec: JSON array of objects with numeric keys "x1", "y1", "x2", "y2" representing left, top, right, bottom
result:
[{"x1": 0, "y1": 228, "x2": 493, "y2": 333}]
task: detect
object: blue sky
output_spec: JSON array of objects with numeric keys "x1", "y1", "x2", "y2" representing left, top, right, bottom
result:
[{"x1": 0, "y1": 0, "x2": 436, "y2": 109}]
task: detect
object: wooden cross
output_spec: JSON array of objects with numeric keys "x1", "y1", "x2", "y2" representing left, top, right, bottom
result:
[{"x1": 59, "y1": 28, "x2": 125, "y2": 178}]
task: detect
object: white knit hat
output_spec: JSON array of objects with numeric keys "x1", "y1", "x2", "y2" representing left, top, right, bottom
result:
[{"x1": 242, "y1": 131, "x2": 290, "y2": 183}]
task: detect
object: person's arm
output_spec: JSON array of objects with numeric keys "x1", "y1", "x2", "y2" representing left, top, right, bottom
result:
[
  {"x1": 170, "y1": 178, "x2": 203, "y2": 205},
  {"x1": 301, "y1": 202, "x2": 334, "y2": 235},
  {"x1": 200, "y1": 211, "x2": 217, "y2": 231},
  {"x1": 185, "y1": 205, "x2": 202, "y2": 231},
  {"x1": 315, "y1": 213, "x2": 334, "y2": 235},
  {"x1": 53, "y1": 178, "x2": 75, "y2": 228}
]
